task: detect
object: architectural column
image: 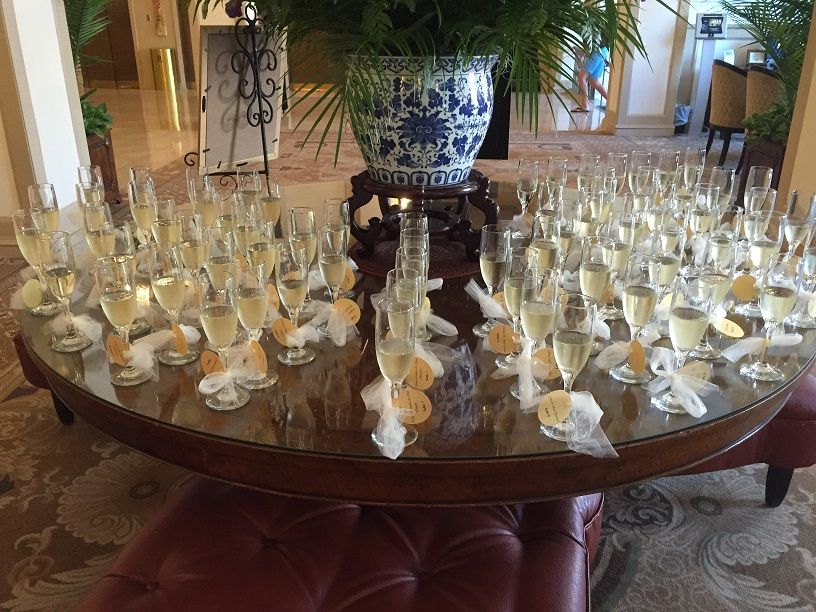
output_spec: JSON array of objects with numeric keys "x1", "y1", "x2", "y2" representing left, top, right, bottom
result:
[
  {"x1": 600, "y1": 0, "x2": 688, "y2": 136},
  {"x1": 0, "y1": 0, "x2": 88, "y2": 242}
]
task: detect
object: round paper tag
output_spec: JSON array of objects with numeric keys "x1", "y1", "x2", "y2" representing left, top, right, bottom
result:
[
  {"x1": 341, "y1": 266, "x2": 356, "y2": 292},
  {"x1": 271, "y1": 318, "x2": 296, "y2": 346},
  {"x1": 713, "y1": 318, "x2": 744, "y2": 338},
  {"x1": 532, "y1": 347, "x2": 561, "y2": 380},
  {"x1": 538, "y1": 390, "x2": 572, "y2": 426},
  {"x1": 405, "y1": 356, "x2": 434, "y2": 390},
  {"x1": 732, "y1": 275, "x2": 758, "y2": 301},
  {"x1": 334, "y1": 298, "x2": 361, "y2": 325},
  {"x1": 678, "y1": 360, "x2": 711, "y2": 382},
  {"x1": 106, "y1": 334, "x2": 127, "y2": 367},
  {"x1": 21, "y1": 278, "x2": 43, "y2": 309},
  {"x1": 493, "y1": 292, "x2": 506, "y2": 308},
  {"x1": 171, "y1": 324, "x2": 188, "y2": 355},
  {"x1": 423, "y1": 296, "x2": 431, "y2": 312},
  {"x1": 808, "y1": 294, "x2": 816, "y2": 318},
  {"x1": 200, "y1": 350, "x2": 225, "y2": 375},
  {"x1": 628, "y1": 340, "x2": 646, "y2": 374},
  {"x1": 267, "y1": 284, "x2": 280, "y2": 310},
  {"x1": 249, "y1": 340, "x2": 267, "y2": 373},
  {"x1": 396, "y1": 387, "x2": 432, "y2": 425},
  {"x1": 488, "y1": 324, "x2": 519, "y2": 355}
]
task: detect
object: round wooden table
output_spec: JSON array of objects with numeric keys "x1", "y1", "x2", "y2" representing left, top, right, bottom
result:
[{"x1": 15, "y1": 180, "x2": 816, "y2": 506}]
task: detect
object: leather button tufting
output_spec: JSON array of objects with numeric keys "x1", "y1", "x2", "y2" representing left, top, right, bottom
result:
[{"x1": 143, "y1": 581, "x2": 157, "y2": 591}]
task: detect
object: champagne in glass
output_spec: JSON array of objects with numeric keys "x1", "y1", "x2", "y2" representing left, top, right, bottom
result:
[
  {"x1": 742, "y1": 166, "x2": 773, "y2": 209},
  {"x1": 611, "y1": 254, "x2": 661, "y2": 384},
  {"x1": 710, "y1": 166, "x2": 735, "y2": 209},
  {"x1": 737, "y1": 210, "x2": 783, "y2": 318},
  {"x1": 542, "y1": 293, "x2": 596, "y2": 441},
  {"x1": 782, "y1": 190, "x2": 816, "y2": 260},
  {"x1": 318, "y1": 224, "x2": 348, "y2": 303},
  {"x1": 578, "y1": 236, "x2": 611, "y2": 351},
  {"x1": 275, "y1": 242, "x2": 315, "y2": 366},
  {"x1": 741, "y1": 255, "x2": 799, "y2": 382},
  {"x1": 247, "y1": 221, "x2": 277, "y2": 283},
  {"x1": 516, "y1": 159, "x2": 539, "y2": 216},
  {"x1": 83, "y1": 202, "x2": 116, "y2": 259},
  {"x1": 372, "y1": 297, "x2": 419, "y2": 450},
  {"x1": 189, "y1": 174, "x2": 219, "y2": 229},
  {"x1": 95, "y1": 258, "x2": 150, "y2": 386},
  {"x1": 788, "y1": 233, "x2": 816, "y2": 328},
  {"x1": 529, "y1": 215, "x2": 560, "y2": 270},
  {"x1": 235, "y1": 168, "x2": 262, "y2": 207},
  {"x1": 234, "y1": 265, "x2": 278, "y2": 389},
  {"x1": 78, "y1": 165, "x2": 104, "y2": 189},
  {"x1": 496, "y1": 247, "x2": 532, "y2": 369},
  {"x1": 652, "y1": 276, "x2": 712, "y2": 414},
  {"x1": 28, "y1": 184, "x2": 60, "y2": 232},
  {"x1": 76, "y1": 181, "x2": 104, "y2": 207},
  {"x1": 199, "y1": 271, "x2": 250, "y2": 410},
  {"x1": 233, "y1": 197, "x2": 263, "y2": 257},
  {"x1": 151, "y1": 196, "x2": 181, "y2": 250},
  {"x1": 474, "y1": 224, "x2": 511, "y2": 337},
  {"x1": 149, "y1": 244, "x2": 199, "y2": 366},
  {"x1": 12, "y1": 209, "x2": 61, "y2": 317},
  {"x1": 692, "y1": 234, "x2": 737, "y2": 359},
  {"x1": 204, "y1": 229, "x2": 238, "y2": 292},
  {"x1": 628, "y1": 152, "x2": 653, "y2": 194},
  {"x1": 128, "y1": 178, "x2": 156, "y2": 242},
  {"x1": 37, "y1": 231, "x2": 92, "y2": 352}
]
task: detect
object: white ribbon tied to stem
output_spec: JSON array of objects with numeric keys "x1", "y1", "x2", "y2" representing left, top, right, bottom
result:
[
  {"x1": 561, "y1": 269, "x2": 580, "y2": 292},
  {"x1": 51, "y1": 314, "x2": 104, "y2": 344},
  {"x1": 511, "y1": 213, "x2": 532, "y2": 237},
  {"x1": 564, "y1": 391, "x2": 619, "y2": 459},
  {"x1": 309, "y1": 301, "x2": 356, "y2": 347},
  {"x1": 360, "y1": 376, "x2": 406, "y2": 459},
  {"x1": 594, "y1": 326, "x2": 660, "y2": 370},
  {"x1": 464, "y1": 279, "x2": 510, "y2": 321},
  {"x1": 645, "y1": 346, "x2": 719, "y2": 418},
  {"x1": 721, "y1": 332, "x2": 803, "y2": 363},
  {"x1": 286, "y1": 323, "x2": 321, "y2": 349},
  {"x1": 9, "y1": 267, "x2": 39, "y2": 310},
  {"x1": 198, "y1": 343, "x2": 262, "y2": 403}
]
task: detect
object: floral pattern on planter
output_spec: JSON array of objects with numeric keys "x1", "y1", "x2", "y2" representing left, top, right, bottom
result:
[{"x1": 352, "y1": 56, "x2": 498, "y2": 187}]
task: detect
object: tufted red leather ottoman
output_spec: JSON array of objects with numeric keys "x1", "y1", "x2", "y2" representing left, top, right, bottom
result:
[{"x1": 78, "y1": 478, "x2": 603, "y2": 612}]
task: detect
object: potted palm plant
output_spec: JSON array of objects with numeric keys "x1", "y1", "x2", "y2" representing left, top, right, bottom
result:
[
  {"x1": 64, "y1": 0, "x2": 119, "y2": 201},
  {"x1": 722, "y1": 0, "x2": 812, "y2": 197},
  {"x1": 193, "y1": 0, "x2": 662, "y2": 187}
]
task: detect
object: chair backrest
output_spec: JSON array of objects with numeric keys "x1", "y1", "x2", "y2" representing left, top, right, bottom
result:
[
  {"x1": 746, "y1": 65, "x2": 782, "y2": 118},
  {"x1": 709, "y1": 59, "x2": 747, "y2": 129}
]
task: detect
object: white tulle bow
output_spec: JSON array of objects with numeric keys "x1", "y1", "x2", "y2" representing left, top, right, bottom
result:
[
  {"x1": 360, "y1": 377, "x2": 406, "y2": 460},
  {"x1": 464, "y1": 279, "x2": 509, "y2": 320},
  {"x1": 645, "y1": 347, "x2": 719, "y2": 418},
  {"x1": 721, "y1": 332, "x2": 802, "y2": 362}
]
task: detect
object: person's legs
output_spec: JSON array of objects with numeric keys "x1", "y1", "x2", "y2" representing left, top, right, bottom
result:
[
  {"x1": 588, "y1": 76, "x2": 608, "y2": 100},
  {"x1": 576, "y1": 69, "x2": 590, "y2": 111}
]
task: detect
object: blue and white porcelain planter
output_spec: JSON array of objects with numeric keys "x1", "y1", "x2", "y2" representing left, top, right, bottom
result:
[{"x1": 351, "y1": 55, "x2": 498, "y2": 187}]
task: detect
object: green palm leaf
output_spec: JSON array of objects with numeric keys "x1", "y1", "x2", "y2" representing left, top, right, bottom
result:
[{"x1": 64, "y1": 0, "x2": 112, "y2": 68}]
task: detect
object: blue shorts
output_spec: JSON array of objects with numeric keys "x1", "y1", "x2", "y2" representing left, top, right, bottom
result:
[{"x1": 584, "y1": 48, "x2": 609, "y2": 80}]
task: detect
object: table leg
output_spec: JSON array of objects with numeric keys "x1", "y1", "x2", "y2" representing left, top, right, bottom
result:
[
  {"x1": 765, "y1": 465, "x2": 793, "y2": 507},
  {"x1": 51, "y1": 391, "x2": 75, "y2": 426}
]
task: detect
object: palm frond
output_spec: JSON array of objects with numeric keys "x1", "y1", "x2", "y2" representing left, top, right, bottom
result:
[{"x1": 64, "y1": 0, "x2": 112, "y2": 68}]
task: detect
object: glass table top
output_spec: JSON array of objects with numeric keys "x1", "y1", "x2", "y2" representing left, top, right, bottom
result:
[{"x1": 18, "y1": 179, "x2": 816, "y2": 461}]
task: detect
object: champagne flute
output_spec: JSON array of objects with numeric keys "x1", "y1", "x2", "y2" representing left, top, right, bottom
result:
[
  {"x1": 128, "y1": 180, "x2": 156, "y2": 244},
  {"x1": 737, "y1": 210, "x2": 783, "y2": 318},
  {"x1": 78, "y1": 165, "x2": 104, "y2": 188},
  {"x1": 385, "y1": 268, "x2": 423, "y2": 344},
  {"x1": 130, "y1": 166, "x2": 154, "y2": 184},
  {"x1": 233, "y1": 198, "x2": 262, "y2": 258},
  {"x1": 199, "y1": 271, "x2": 250, "y2": 410},
  {"x1": 657, "y1": 149, "x2": 680, "y2": 190},
  {"x1": 95, "y1": 258, "x2": 150, "y2": 386},
  {"x1": 529, "y1": 215, "x2": 560, "y2": 270},
  {"x1": 76, "y1": 181, "x2": 104, "y2": 207},
  {"x1": 743, "y1": 166, "x2": 773, "y2": 205},
  {"x1": 634, "y1": 165, "x2": 659, "y2": 201},
  {"x1": 395, "y1": 245, "x2": 429, "y2": 340},
  {"x1": 544, "y1": 292, "x2": 597, "y2": 440},
  {"x1": 677, "y1": 163, "x2": 702, "y2": 195},
  {"x1": 318, "y1": 224, "x2": 348, "y2": 304},
  {"x1": 607, "y1": 153, "x2": 628, "y2": 197},
  {"x1": 741, "y1": 255, "x2": 799, "y2": 382},
  {"x1": 275, "y1": 241, "x2": 315, "y2": 366},
  {"x1": 246, "y1": 220, "x2": 277, "y2": 286},
  {"x1": 107, "y1": 222, "x2": 151, "y2": 336},
  {"x1": 288, "y1": 207, "x2": 317, "y2": 303},
  {"x1": 372, "y1": 296, "x2": 418, "y2": 449},
  {"x1": 787, "y1": 239, "x2": 816, "y2": 329},
  {"x1": 540, "y1": 157, "x2": 568, "y2": 206},
  {"x1": 29, "y1": 183, "x2": 60, "y2": 232},
  {"x1": 710, "y1": 166, "x2": 735, "y2": 209},
  {"x1": 260, "y1": 177, "x2": 283, "y2": 228},
  {"x1": 38, "y1": 231, "x2": 92, "y2": 352},
  {"x1": 610, "y1": 253, "x2": 661, "y2": 384},
  {"x1": 714, "y1": 204, "x2": 744, "y2": 240},
  {"x1": 745, "y1": 187, "x2": 777, "y2": 215},
  {"x1": 234, "y1": 265, "x2": 278, "y2": 389},
  {"x1": 782, "y1": 191, "x2": 816, "y2": 259},
  {"x1": 236, "y1": 167, "x2": 262, "y2": 207},
  {"x1": 473, "y1": 224, "x2": 510, "y2": 337},
  {"x1": 325, "y1": 198, "x2": 351, "y2": 228},
  {"x1": 628, "y1": 151, "x2": 652, "y2": 192},
  {"x1": 577, "y1": 154, "x2": 600, "y2": 195},
  {"x1": 516, "y1": 159, "x2": 540, "y2": 217},
  {"x1": 152, "y1": 196, "x2": 182, "y2": 250},
  {"x1": 149, "y1": 244, "x2": 199, "y2": 366},
  {"x1": 682, "y1": 182, "x2": 719, "y2": 275},
  {"x1": 578, "y1": 236, "x2": 612, "y2": 353},
  {"x1": 189, "y1": 174, "x2": 219, "y2": 229},
  {"x1": 652, "y1": 276, "x2": 713, "y2": 414},
  {"x1": 204, "y1": 228, "x2": 238, "y2": 292},
  {"x1": 557, "y1": 200, "x2": 580, "y2": 270},
  {"x1": 599, "y1": 213, "x2": 633, "y2": 321},
  {"x1": 178, "y1": 213, "x2": 207, "y2": 326},
  {"x1": 215, "y1": 197, "x2": 237, "y2": 233},
  {"x1": 691, "y1": 234, "x2": 737, "y2": 360},
  {"x1": 12, "y1": 209, "x2": 61, "y2": 316},
  {"x1": 496, "y1": 247, "x2": 532, "y2": 369},
  {"x1": 83, "y1": 202, "x2": 116, "y2": 259},
  {"x1": 652, "y1": 223, "x2": 685, "y2": 289},
  {"x1": 511, "y1": 266, "x2": 559, "y2": 399}
]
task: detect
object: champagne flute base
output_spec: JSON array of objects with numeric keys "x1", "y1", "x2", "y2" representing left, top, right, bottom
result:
[
  {"x1": 158, "y1": 349, "x2": 199, "y2": 366},
  {"x1": 325, "y1": 287, "x2": 354, "y2": 300},
  {"x1": 416, "y1": 326, "x2": 432, "y2": 342},
  {"x1": 787, "y1": 312, "x2": 816, "y2": 329},
  {"x1": 278, "y1": 346, "x2": 316, "y2": 366},
  {"x1": 206, "y1": 385, "x2": 251, "y2": 411},
  {"x1": 735, "y1": 301, "x2": 762, "y2": 318},
  {"x1": 129, "y1": 319, "x2": 152, "y2": 336},
  {"x1": 495, "y1": 353, "x2": 519, "y2": 369},
  {"x1": 510, "y1": 379, "x2": 542, "y2": 400},
  {"x1": 371, "y1": 425, "x2": 418, "y2": 449},
  {"x1": 52, "y1": 333, "x2": 92, "y2": 353},
  {"x1": 740, "y1": 361, "x2": 784, "y2": 382},
  {"x1": 180, "y1": 312, "x2": 201, "y2": 328},
  {"x1": 473, "y1": 319, "x2": 497, "y2": 338},
  {"x1": 690, "y1": 342, "x2": 721, "y2": 360},
  {"x1": 598, "y1": 305, "x2": 624, "y2": 321},
  {"x1": 111, "y1": 366, "x2": 150, "y2": 387},
  {"x1": 236, "y1": 371, "x2": 278, "y2": 390},
  {"x1": 540, "y1": 419, "x2": 573, "y2": 442},
  {"x1": 31, "y1": 301, "x2": 61, "y2": 317},
  {"x1": 610, "y1": 363, "x2": 653, "y2": 384},
  {"x1": 589, "y1": 339, "x2": 604, "y2": 356},
  {"x1": 651, "y1": 391, "x2": 689, "y2": 414}
]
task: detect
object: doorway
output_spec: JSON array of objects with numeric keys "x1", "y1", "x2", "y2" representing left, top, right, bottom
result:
[{"x1": 82, "y1": 0, "x2": 139, "y2": 88}]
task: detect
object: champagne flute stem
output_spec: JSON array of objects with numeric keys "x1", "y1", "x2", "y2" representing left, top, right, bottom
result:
[
  {"x1": 758, "y1": 323, "x2": 776, "y2": 366},
  {"x1": 630, "y1": 325, "x2": 641, "y2": 343},
  {"x1": 119, "y1": 326, "x2": 137, "y2": 377},
  {"x1": 35, "y1": 268, "x2": 53, "y2": 306},
  {"x1": 563, "y1": 373, "x2": 575, "y2": 394},
  {"x1": 62, "y1": 300, "x2": 77, "y2": 338}
]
